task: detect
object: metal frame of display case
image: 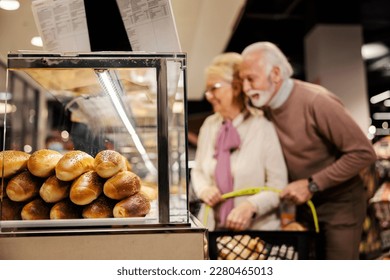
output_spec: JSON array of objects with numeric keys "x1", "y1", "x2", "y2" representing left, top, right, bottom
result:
[{"x1": 4, "y1": 52, "x2": 190, "y2": 229}]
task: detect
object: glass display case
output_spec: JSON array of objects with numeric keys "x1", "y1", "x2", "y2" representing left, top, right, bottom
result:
[{"x1": 0, "y1": 52, "x2": 206, "y2": 260}]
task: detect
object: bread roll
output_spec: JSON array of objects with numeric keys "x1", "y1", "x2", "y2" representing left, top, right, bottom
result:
[
  {"x1": 140, "y1": 185, "x2": 158, "y2": 200},
  {"x1": 50, "y1": 199, "x2": 82, "y2": 219},
  {"x1": 6, "y1": 171, "x2": 42, "y2": 202},
  {"x1": 217, "y1": 235, "x2": 265, "y2": 260},
  {"x1": 27, "y1": 149, "x2": 63, "y2": 177},
  {"x1": 21, "y1": 198, "x2": 50, "y2": 220},
  {"x1": 39, "y1": 175, "x2": 71, "y2": 203},
  {"x1": 104, "y1": 171, "x2": 141, "y2": 200},
  {"x1": 69, "y1": 171, "x2": 103, "y2": 205},
  {"x1": 1, "y1": 197, "x2": 23, "y2": 220},
  {"x1": 82, "y1": 195, "x2": 115, "y2": 218},
  {"x1": 94, "y1": 150, "x2": 127, "y2": 178},
  {"x1": 0, "y1": 150, "x2": 30, "y2": 178},
  {"x1": 113, "y1": 192, "x2": 151, "y2": 218},
  {"x1": 282, "y1": 221, "x2": 307, "y2": 231},
  {"x1": 55, "y1": 150, "x2": 94, "y2": 181}
]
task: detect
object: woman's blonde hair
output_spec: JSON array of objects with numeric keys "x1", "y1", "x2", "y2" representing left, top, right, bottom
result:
[{"x1": 204, "y1": 52, "x2": 246, "y2": 109}]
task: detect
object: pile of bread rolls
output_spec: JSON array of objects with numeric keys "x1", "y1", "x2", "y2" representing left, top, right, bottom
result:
[{"x1": 1, "y1": 149, "x2": 155, "y2": 221}]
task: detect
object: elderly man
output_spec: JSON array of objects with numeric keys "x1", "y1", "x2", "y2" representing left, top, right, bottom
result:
[{"x1": 239, "y1": 41, "x2": 376, "y2": 259}]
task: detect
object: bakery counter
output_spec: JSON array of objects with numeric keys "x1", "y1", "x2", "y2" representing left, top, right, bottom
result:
[{"x1": 0, "y1": 214, "x2": 208, "y2": 260}]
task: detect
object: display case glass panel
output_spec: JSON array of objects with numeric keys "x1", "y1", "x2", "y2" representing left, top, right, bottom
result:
[{"x1": 1, "y1": 52, "x2": 189, "y2": 231}]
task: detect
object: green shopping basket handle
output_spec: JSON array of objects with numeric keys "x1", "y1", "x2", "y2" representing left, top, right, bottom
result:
[{"x1": 203, "y1": 186, "x2": 320, "y2": 233}]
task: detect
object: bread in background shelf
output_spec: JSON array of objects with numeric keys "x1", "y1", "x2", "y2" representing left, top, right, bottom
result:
[
  {"x1": 82, "y1": 195, "x2": 115, "y2": 218},
  {"x1": 50, "y1": 199, "x2": 82, "y2": 219}
]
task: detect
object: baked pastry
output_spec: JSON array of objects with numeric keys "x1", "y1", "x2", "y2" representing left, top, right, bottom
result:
[
  {"x1": 6, "y1": 171, "x2": 42, "y2": 202},
  {"x1": 103, "y1": 170, "x2": 141, "y2": 200},
  {"x1": 27, "y1": 149, "x2": 63, "y2": 177},
  {"x1": 282, "y1": 221, "x2": 307, "y2": 231},
  {"x1": 50, "y1": 199, "x2": 82, "y2": 219},
  {"x1": 94, "y1": 150, "x2": 127, "y2": 178},
  {"x1": 69, "y1": 171, "x2": 103, "y2": 205},
  {"x1": 0, "y1": 150, "x2": 30, "y2": 178},
  {"x1": 113, "y1": 192, "x2": 151, "y2": 218},
  {"x1": 55, "y1": 150, "x2": 94, "y2": 181},
  {"x1": 39, "y1": 175, "x2": 71, "y2": 203},
  {"x1": 82, "y1": 195, "x2": 115, "y2": 218},
  {"x1": 217, "y1": 235, "x2": 266, "y2": 260},
  {"x1": 21, "y1": 198, "x2": 50, "y2": 220},
  {"x1": 1, "y1": 197, "x2": 23, "y2": 220},
  {"x1": 140, "y1": 185, "x2": 158, "y2": 200}
]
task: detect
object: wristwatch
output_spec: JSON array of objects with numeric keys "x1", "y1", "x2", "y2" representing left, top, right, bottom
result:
[{"x1": 308, "y1": 177, "x2": 320, "y2": 193}]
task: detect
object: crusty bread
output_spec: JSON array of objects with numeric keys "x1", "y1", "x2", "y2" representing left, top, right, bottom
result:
[
  {"x1": 94, "y1": 150, "x2": 127, "y2": 178},
  {"x1": 27, "y1": 149, "x2": 63, "y2": 177},
  {"x1": 82, "y1": 195, "x2": 115, "y2": 219},
  {"x1": 6, "y1": 171, "x2": 42, "y2": 202},
  {"x1": 55, "y1": 150, "x2": 94, "y2": 181},
  {"x1": 282, "y1": 221, "x2": 307, "y2": 231},
  {"x1": 0, "y1": 150, "x2": 30, "y2": 178},
  {"x1": 217, "y1": 235, "x2": 266, "y2": 260},
  {"x1": 113, "y1": 192, "x2": 151, "y2": 218},
  {"x1": 140, "y1": 185, "x2": 157, "y2": 201},
  {"x1": 39, "y1": 175, "x2": 71, "y2": 203},
  {"x1": 50, "y1": 199, "x2": 82, "y2": 219},
  {"x1": 1, "y1": 197, "x2": 23, "y2": 220},
  {"x1": 21, "y1": 198, "x2": 50, "y2": 220},
  {"x1": 103, "y1": 170, "x2": 141, "y2": 200},
  {"x1": 69, "y1": 171, "x2": 103, "y2": 205}
]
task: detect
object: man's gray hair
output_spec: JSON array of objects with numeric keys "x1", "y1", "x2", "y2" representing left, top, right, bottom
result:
[{"x1": 242, "y1": 42, "x2": 294, "y2": 78}]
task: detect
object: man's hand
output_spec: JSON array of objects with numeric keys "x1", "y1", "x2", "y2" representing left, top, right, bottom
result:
[
  {"x1": 280, "y1": 179, "x2": 313, "y2": 205},
  {"x1": 225, "y1": 201, "x2": 257, "y2": 231},
  {"x1": 199, "y1": 186, "x2": 222, "y2": 207}
]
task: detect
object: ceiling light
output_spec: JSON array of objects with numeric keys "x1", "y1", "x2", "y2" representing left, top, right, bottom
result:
[
  {"x1": 370, "y1": 90, "x2": 390, "y2": 104},
  {"x1": 362, "y1": 42, "x2": 389, "y2": 60},
  {"x1": 0, "y1": 0, "x2": 20, "y2": 11},
  {"x1": 31, "y1": 36, "x2": 43, "y2": 47}
]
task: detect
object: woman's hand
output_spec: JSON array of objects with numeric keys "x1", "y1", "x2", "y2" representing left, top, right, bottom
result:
[
  {"x1": 199, "y1": 186, "x2": 222, "y2": 207},
  {"x1": 225, "y1": 201, "x2": 256, "y2": 231}
]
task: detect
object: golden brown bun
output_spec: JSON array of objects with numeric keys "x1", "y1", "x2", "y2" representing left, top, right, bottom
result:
[
  {"x1": 50, "y1": 199, "x2": 82, "y2": 219},
  {"x1": 282, "y1": 221, "x2": 307, "y2": 231},
  {"x1": 21, "y1": 198, "x2": 50, "y2": 220},
  {"x1": 113, "y1": 192, "x2": 151, "y2": 218},
  {"x1": 217, "y1": 235, "x2": 266, "y2": 260},
  {"x1": 0, "y1": 150, "x2": 30, "y2": 178},
  {"x1": 27, "y1": 149, "x2": 63, "y2": 177},
  {"x1": 1, "y1": 197, "x2": 23, "y2": 220},
  {"x1": 39, "y1": 175, "x2": 71, "y2": 203},
  {"x1": 6, "y1": 171, "x2": 42, "y2": 202},
  {"x1": 82, "y1": 195, "x2": 115, "y2": 218},
  {"x1": 94, "y1": 150, "x2": 127, "y2": 178},
  {"x1": 103, "y1": 171, "x2": 141, "y2": 200},
  {"x1": 140, "y1": 185, "x2": 157, "y2": 200},
  {"x1": 69, "y1": 171, "x2": 103, "y2": 205},
  {"x1": 55, "y1": 150, "x2": 94, "y2": 181},
  {"x1": 124, "y1": 156, "x2": 132, "y2": 171}
]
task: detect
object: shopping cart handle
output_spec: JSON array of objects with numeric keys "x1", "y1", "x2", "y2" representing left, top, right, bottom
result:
[{"x1": 204, "y1": 186, "x2": 320, "y2": 233}]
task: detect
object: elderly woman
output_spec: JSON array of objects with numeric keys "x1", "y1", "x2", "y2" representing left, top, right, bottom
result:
[{"x1": 191, "y1": 52, "x2": 287, "y2": 231}]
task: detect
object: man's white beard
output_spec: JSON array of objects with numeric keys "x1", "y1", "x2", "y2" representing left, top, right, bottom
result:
[{"x1": 246, "y1": 83, "x2": 275, "y2": 108}]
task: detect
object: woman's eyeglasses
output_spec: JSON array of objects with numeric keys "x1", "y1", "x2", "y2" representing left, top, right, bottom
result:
[{"x1": 204, "y1": 82, "x2": 230, "y2": 98}]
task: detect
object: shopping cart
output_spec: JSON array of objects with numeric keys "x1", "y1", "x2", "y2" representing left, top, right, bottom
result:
[{"x1": 205, "y1": 187, "x2": 322, "y2": 260}]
